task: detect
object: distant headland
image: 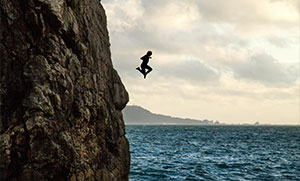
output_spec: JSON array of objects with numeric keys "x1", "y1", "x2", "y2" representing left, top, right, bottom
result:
[
  {"x1": 123, "y1": 105, "x2": 222, "y2": 125},
  {"x1": 122, "y1": 105, "x2": 289, "y2": 126}
]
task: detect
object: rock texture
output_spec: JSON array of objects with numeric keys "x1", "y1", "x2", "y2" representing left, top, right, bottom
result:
[{"x1": 0, "y1": 0, "x2": 130, "y2": 180}]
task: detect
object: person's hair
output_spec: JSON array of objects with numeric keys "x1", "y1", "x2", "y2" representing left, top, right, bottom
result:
[{"x1": 147, "y1": 51, "x2": 152, "y2": 56}]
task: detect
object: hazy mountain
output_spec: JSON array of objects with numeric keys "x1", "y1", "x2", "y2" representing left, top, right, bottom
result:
[{"x1": 123, "y1": 105, "x2": 221, "y2": 125}]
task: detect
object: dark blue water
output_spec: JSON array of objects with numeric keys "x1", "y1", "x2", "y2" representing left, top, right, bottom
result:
[{"x1": 126, "y1": 126, "x2": 300, "y2": 180}]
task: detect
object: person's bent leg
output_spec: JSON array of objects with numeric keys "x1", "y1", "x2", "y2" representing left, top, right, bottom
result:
[
  {"x1": 140, "y1": 66, "x2": 146, "y2": 78},
  {"x1": 146, "y1": 66, "x2": 152, "y2": 74},
  {"x1": 141, "y1": 67, "x2": 146, "y2": 74}
]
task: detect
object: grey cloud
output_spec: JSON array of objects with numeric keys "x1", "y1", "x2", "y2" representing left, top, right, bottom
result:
[
  {"x1": 111, "y1": 51, "x2": 142, "y2": 78},
  {"x1": 157, "y1": 60, "x2": 220, "y2": 83},
  {"x1": 266, "y1": 36, "x2": 299, "y2": 48},
  {"x1": 110, "y1": 23, "x2": 248, "y2": 59},
  {"x1": 267, "y1": 37, "x2": 290, "y2": 48},
  {"x1": 231, "y1": 53, "x2": 298, "y2": 86}
]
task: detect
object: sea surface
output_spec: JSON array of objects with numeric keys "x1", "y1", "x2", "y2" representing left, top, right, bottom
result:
[{"x1": 126, "y1": 125, "x2": 300, "y2": 180}]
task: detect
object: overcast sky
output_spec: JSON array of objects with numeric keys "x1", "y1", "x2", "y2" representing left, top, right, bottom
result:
[{"x1": 102, "y1": 0, "x2": 299, "y2": 125}]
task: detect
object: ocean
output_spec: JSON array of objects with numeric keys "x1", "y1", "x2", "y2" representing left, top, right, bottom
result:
[{"x1": 126, "y1": 125, "x2": 300, "y2": 180}]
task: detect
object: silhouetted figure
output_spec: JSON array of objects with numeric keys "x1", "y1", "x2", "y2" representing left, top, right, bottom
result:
[{"x1": 136, "y1": 51, "x2": 153, "y2": 79}]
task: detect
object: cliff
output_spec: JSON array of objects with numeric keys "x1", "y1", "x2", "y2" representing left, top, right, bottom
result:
[{"x1": 0, "y1": 0, "x2": 129, "y2": 180}]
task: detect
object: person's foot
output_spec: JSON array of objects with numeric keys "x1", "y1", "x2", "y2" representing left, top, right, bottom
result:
[
  {"x1": 143, "y1": 73, "x2": 146, "y2": 79},
  {"x1": 136, "y1": 67, "x2": 140, "y2": 70}
]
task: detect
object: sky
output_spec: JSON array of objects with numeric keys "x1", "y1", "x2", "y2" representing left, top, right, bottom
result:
[{"x1": 102, "y1": 0, "x2": 299, "y2": 125}]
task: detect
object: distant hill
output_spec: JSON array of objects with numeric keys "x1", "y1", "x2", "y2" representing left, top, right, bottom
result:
[{"x1": 123, "y1": 105, "x2": 221, "y2": 125}]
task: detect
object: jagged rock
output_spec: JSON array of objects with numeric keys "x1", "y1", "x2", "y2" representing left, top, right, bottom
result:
[{"x1": 0, "y1": 0, "x2": 130, "y2": 180}]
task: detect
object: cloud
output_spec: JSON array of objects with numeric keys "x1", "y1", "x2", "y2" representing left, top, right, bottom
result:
[
  {"x1": 103, "y1": 0, "x2": 299, "y2": 86},
  {"x1": 271, "y1": 0, "x2": 300, "y2": 11},
  {"x1": 230, "y1": 53, "x2": 298, "y2": 86},
  {"x1": 157, "y1": 60, "x2": 220, "y2": 83},
  {"x1": 142, "y1": 0, "x2": 201, "y2": 32},
  {"x1": 193, "y1": 0, "x2": 299, "y2": 29},
  {"x1": 102, "y1": 0, "x2": 144, "y2": 32},
  {"x1": 267, "y1": 36, "x2": 292, "y2": 48}
]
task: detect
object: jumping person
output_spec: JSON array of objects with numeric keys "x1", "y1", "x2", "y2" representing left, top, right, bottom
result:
[{"x1": 136, "y1": 51, "x2": 153, "y2": 79}]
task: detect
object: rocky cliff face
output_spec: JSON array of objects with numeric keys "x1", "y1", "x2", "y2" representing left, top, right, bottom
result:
[{"x1": 0, "y1": 0, "x2": 130, "y2": 180}]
